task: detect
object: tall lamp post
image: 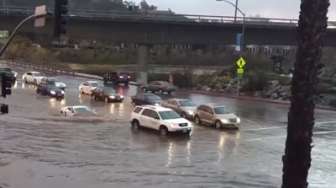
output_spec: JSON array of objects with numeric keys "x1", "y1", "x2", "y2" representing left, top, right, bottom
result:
[
  {"x1": 216, "y1": 0, "x2": 246, "y2": 52},
  {"x1": 216, "y1": 0, "x2": 246, "y2": 96}
]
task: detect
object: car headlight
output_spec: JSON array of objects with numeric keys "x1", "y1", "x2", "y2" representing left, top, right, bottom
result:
[
  {"x1": 61, "y1": 90, "x2": 65, "y2": 94},
  {"x1": 171, "y1": 123, "x2": 180, "y2": 128},
  {"x1": 154, "y1": 103, "x2": 160, "y2": 106},
  {"x1": 50, "y1": 90, "x2": 56, "y2": 95},
  {"x1": 187, "y1": 110, "x2": 194, "y2": 115},
  {"x1": 110, "y1": 96, "x2": 116, "y2": 99},
  {"x1": 236, "y1": 117, "x2": 241, "y2": 124},
  {"x1": 221, "y1": 119, "x2": 229, "y2": 124},
  {"x1": 120, "y1": 95, "x2": 124, "y2": 98}
]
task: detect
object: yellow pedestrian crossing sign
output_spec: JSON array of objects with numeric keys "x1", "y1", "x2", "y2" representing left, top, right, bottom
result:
[{"x1": 236, "y1": 57, "x2": 246, "y2": 68}]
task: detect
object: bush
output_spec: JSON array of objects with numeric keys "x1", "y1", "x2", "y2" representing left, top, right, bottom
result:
[{"x1": 241, "y1": 71, "x2": 268, "y2": 92}]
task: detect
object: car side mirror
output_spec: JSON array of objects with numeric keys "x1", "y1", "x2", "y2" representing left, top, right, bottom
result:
[{"x1": 154, "y1": 116, "x2": 160, "y2": 120}]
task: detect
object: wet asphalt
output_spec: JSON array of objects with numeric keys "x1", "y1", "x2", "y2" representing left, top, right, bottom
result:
[{"x1": 0, "y1": 66, "x2": 336, "y2": 188}]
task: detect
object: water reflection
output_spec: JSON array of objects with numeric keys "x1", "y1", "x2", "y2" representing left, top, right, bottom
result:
[
  {"x1": 49, "y1": 98, "x2": 67, "y2": 109},
  {"x1": 166, "y1": 139, "x2": 191, "y2": 167},
  {"x1": 217, "y1": 131, "x2": 240, "y2": 162}
]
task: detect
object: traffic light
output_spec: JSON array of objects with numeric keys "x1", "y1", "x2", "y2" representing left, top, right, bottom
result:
[
  {"x1": 1, "y1": 74, "x2": 12, "y2": 98},
  {"x1": 54, "y1": 0, "x2": 68, "y2": 38},
  {"x1": 0, "y1": 104, "x2": 8, "y2": 114}
]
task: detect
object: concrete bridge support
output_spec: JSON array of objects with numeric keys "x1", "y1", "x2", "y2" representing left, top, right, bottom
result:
[{"x1": 137, "y1": 44, "x2": 149, "y2": 85}]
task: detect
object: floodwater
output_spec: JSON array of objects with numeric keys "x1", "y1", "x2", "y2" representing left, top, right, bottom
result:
[{"x1": 0, "y1": 68, "x2": 336, "y2": 188}]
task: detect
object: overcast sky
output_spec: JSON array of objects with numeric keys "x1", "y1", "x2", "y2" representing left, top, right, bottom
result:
[{"x1": 133, "y1": 0, "x2": 336, "y2": 20}]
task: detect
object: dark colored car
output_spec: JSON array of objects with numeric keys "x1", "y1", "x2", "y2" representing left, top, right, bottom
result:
[
  {"x1": 40, "y1": 78, "x2": 67, "y2": 91},
  {"x1": 131, "y1": 93, "x2": 162, "y2": 106},
  {"x1": 142, "y1": 81, "x2": 176, "y2": 95},
  {"x1": 0, "y1": 67, "x2": 17, "y2": 84},
  {"x1": 103, "y1": 72, "x2": 131, "y2": 85},
  {"x1": 92, "y1": 87, "x2": 124, "y2": 103},
  {"x1": 36, "y1": 80, "x2": 65, "y2": 100}
]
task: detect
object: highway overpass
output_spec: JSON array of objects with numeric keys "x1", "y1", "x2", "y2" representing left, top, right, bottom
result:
[{"x1": 0, "y1": 7, "x2": 336, "y2": 47}]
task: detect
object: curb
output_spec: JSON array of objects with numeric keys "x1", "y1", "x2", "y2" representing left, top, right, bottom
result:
[{"x1": 188, "y1": 90, "x2": 336, "y2": 112}]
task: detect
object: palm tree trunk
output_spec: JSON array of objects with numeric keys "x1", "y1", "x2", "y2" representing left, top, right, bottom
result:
[{"x1": 282, "y1": 0, "x2": 329, "y2": 188}]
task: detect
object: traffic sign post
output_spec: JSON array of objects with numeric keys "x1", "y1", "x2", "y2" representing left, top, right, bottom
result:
[{"x1": 235, "y1": 56, "x2": 247, "y2": 96}]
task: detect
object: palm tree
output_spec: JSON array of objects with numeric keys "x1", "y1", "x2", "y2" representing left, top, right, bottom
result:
[{"x1": 282, "y1": 0, "x2": 330, "y2": 188}]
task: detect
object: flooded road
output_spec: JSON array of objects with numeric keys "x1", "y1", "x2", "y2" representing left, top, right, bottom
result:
[{"x1": 1, "y1": 68, "x2": 336, "y2": 188}]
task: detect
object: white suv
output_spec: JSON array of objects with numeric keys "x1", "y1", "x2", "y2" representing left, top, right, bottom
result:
[
  {"x1": 130, "y1": 105, "x2": 193, "y2": 136},
  {"x1": 22, "y1": 71, "x2": 46, "y2": 85},
  {"x1": 79, "y1": 81, "x2": 101, "y2": 95}
]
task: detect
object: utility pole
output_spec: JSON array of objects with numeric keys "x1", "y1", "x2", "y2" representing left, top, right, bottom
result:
[{"x1": 234, "y1": 0, "x2": 238, "y2": 22}]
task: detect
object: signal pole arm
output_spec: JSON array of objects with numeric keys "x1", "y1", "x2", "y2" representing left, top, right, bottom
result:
[{"x1": 0, "y1": 13, "x2": 47, "y2": 57}]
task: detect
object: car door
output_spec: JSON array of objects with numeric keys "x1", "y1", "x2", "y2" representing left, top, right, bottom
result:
[
  {"x1": 203, "y1": 106, "x2": 215, "y2": 125},
  {"x1": 147, "y1": 110, "x2": 161, "y2": 130},
  {"x1": 140, "y1": 109, "x2": 153, "y2": 128}
]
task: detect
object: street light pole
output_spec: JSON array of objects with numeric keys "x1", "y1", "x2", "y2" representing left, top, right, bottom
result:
[
  {"x1": 234, "y1": 0, "x2": 238, "y2": 22},
  {"x1": 216, "y1": 0, "x2": 246, "y2": 96}
]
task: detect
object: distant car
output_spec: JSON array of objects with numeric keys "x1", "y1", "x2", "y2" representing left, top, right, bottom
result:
[
  {"x1": 79, "y1": 81, "x2": 101, "y2": 95},
  {"x1": 40, "y1": 77, "x2": 67, "y2": 90},
  {"x1": 103, "y1": 72, "x2": 131, "y2": 85},
  {"x1": 130, "y1": 105, "x2": 193, "y2": 136},
  {"x1": 36, "y1": 80, "x2": 65, "y2": 100},
  {"x1": 161, "y1": 98, "x2": 197, "y2": 119},
  {"x1": 60, "y1": 106, "x2": 96, "y2": 117},
  {"x1": 22, "y1": 71, "x2": 46, "y2": 85},
  {"x1": 142, "y1": 81, "x2": 176, "y2": 95},
  {"x1": 194, "y1": 104, "x2": 240, "y2": 130},
  {"x1": 92, "y1": 86, "x2": 124, "y2": 103},
  {"x1": 131, "y1": 93, "x2": 162, "y2": 106},
  {"x1": 0, "y1": 67, "x2": 17, "y2": 83}
]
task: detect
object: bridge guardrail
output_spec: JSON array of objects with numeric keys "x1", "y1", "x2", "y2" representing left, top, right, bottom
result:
[
  {"x1": 4, "y1": 60, "x2": 103, "y2": 80},
  {"x1": 2, "y1": 6, "x2": 335, "y2": 28}
]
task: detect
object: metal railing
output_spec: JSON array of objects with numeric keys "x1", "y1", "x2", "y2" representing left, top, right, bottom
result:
[{"x1": 0, "y1": 6, "x2": 335, "y2": 28}]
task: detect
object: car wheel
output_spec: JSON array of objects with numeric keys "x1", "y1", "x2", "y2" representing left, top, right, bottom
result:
[
  {"x1": 159, "y1": 126, "x2": 168, "y2": 136},
  {"x1": 215, "y1": 120, "x2": 222, "y2": 129},
  {"x1": 194, "y1": 115, "x2": 201, "y2": 125},
  {"x1": 131, "y1": 120, "x2": 140, "y2": 130}
]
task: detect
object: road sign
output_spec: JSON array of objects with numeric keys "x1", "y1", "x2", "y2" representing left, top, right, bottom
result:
[
  {"x1": 34, "y1": 5, "x2": 47, "y2": 28},
  {"x1": 0, "y1": 31, "x2": 8, "y2": 39},
  {"x1": 236, "y1": 57, "x2": 246, "y2": 68},
  {"x1": 237, "y1": 68, "x2": 244, "y2": 74}
]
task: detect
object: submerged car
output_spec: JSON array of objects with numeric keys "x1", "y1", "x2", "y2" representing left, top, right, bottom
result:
[
  {"x1": 194, "y1": 104, "x2": 240, "y2": 130},
  {"x1": 60, "y1": 106, "x2": 96, "y2": 117},
  {"x1": 92, "y1": 87, "x2": 124, "y2": 103},
  {"x1": 161, "y1": 98, "x2": 197, "y2": 119}
]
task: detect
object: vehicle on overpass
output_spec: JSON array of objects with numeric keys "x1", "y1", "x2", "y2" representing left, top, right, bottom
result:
[
  {"x1": 103, "y1": 72, "x2": 131, "y2": 85},
  {"x1": 40, "y1": 77, "x2": 67, "y2": 91},
  {"x1": 141, "y1": 81, "x2": 176, "y2": 95},
  {"x1": 130, "y1": 105, "x2": 193, "y2": 136},
  {"x1": 22, "y1": 71, "x2": 46, "y2": 85},
  {"x1": 79, "y1": 80, "x2": 102, "y2": 95},
  {"x1": 36, "y1": 80, "x2": 65, "y2": 100},
  {"x1": 161, "y1": 98, "x2": 197, "y2": 120},
  {"x1": 92, "y1": 86, "x2": 124, "y2": 103},
  {"x1": 60, "y1": 106, "x2": 96, "y2": 117},
  {"x1": 131, "y1": 93, "x2": 162, "y2": 106},
  {"x1": 194, "y1": 104, "x2": 240, "y2": 130}
]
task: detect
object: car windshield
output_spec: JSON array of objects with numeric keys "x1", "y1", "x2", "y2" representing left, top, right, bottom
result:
[
  {"x1": 179, "y1": 100, "x2": 196, "y2": 107},
  {"x1": 145, "y1": 95, "x2": 161, "y2": 101},
  {"x1": 104, "y1": 88, "x2": 116, "y2": 95},
  {"x1": 91, "y1": 83, "x2": 99, "y2": 87},
  {"x1": 214, "y1": 107, "x2": 230, "y2": 114},
  {"x1": 74, "y1": 107, "x2": 91, "y2": 113},
  {"x1": 159, "y1": 111, "x2": 181, "y2": 120}
]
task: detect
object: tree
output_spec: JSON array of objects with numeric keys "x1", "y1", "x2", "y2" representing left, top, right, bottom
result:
[{"x1": 282, "y1": 0, "x2": 330, "y2": 188}]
